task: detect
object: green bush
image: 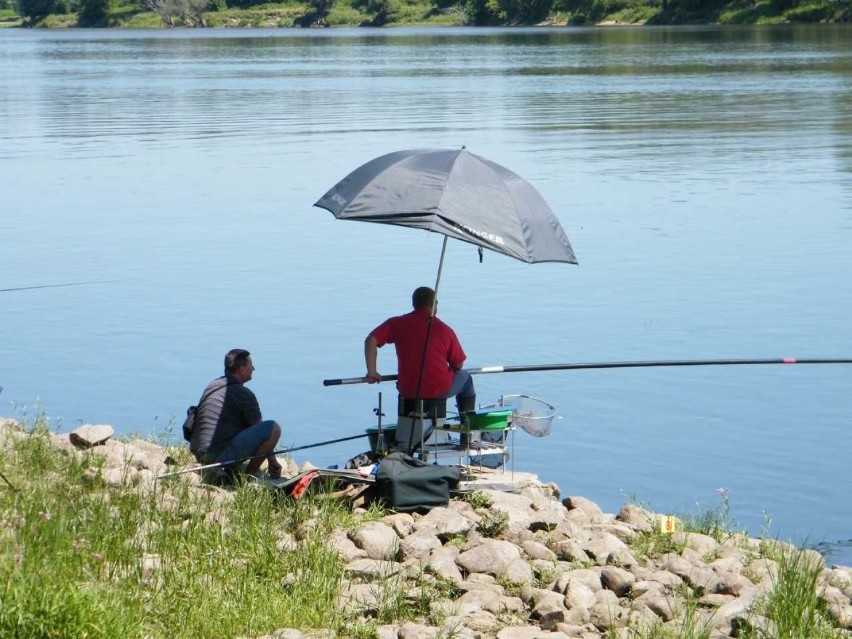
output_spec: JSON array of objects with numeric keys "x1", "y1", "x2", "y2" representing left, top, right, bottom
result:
[
  {"x1": 463, "y1": 0, "x2": 504, "y2": 24},
  {"x1": 325, "y1": 3, "x2": 365, "y2": 23},
  {"x1": 17, "y1": 0, "x2": 58, "y2": 19},
  {"x1": 78, "y1": 0, "x2": 109, "y2": 24},
  {"x1": 784, "y1": 0, "x2": 833, "y2": 20},
  {"x1": 498, "y1": 0, "x2": 551, "y2": 22}
]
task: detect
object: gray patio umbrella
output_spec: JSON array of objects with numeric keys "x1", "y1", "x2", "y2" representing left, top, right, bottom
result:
[
  {"x1": 314, "y1": 148, "x2": 577, "y2": 435},
  {"x1": 314, "y1": 147, "x2": 577, "y2": 292}
]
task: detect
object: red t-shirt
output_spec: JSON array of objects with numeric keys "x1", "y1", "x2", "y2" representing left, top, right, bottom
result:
[{"x1": 371, "y1": 309, "x2": 466, "y2": 399}]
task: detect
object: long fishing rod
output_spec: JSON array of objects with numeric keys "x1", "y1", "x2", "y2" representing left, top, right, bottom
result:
[
  {"x1": 0, "y1": 469, "x2": 17, "y2": 493},
  {"x1": 0, "y1": 280, "x2": 114, "y2": 293},
  {"x1": 157, "y1": 431, "x2": 369, "y2": 480},
  {"x1": 323, "y1": 357, "x2": 852, "y2": 386}
]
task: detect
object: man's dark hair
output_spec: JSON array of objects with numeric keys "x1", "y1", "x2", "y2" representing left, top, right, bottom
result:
[
  {"x1": 411, "y1": 286, "x2": 435, "y2": 310},
  {"x1": 224, "y1": 349, "x2": 251, "y2": 375}
]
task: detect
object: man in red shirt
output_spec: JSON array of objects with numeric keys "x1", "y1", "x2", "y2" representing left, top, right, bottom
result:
[{"x1": 365, "y1": 286, "x2": 475, "y2": 415}]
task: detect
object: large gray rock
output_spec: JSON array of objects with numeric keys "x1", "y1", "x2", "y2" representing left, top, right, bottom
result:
[
  {"x1": 444, "y1": 609, "x2": 499, "y2": 634},
  {"x1": 521, "y1": 486, "x2": 567, "y2": 530},
  {"x1": 632, "y1": 592, "x2": 681, "y2": 622},
  {"x1": 91, "y1": 440, "x2": 150, "y2": 471},
  {"x1": 704, "y1": 571, "x2": 757, "y2": 597},
  {"x1": 660, "y1": 553, "x2": 715, "y2": 589},
  {"x1": 383, "y1": 512, "x2": 416, "y2": 537},
  {"x1": 481, "y1": 491, "x2": 535, "y2": 529},
  {"x1": 554, "y1": 540, "x2": 590, "y2": 563},
  {"x1": 456, "y1": 539, "x2": 521, "y2": 578},
  {"x1": 601, "y1": 566, "x2": 635, "y2": 597},
  {"x1": 505, "y1": 558, "x2": 535, "y2": 585},
  {"x1": 708, "y1": 555, "x2": 744, "y2": 575},
  {"x1": 582, "y1": 532, "x2": 632, "y2": 566},
  {"x1": 646, "y1": 570, "x2": 684, "y2": 590},
  {"x1": 525, "y1": 586, "x2": 566, "y2": 609},
  {"x1": 415, "y1": 506, "x2": 474, "y2": 537},
  {"x1": 343, "y1": 558, "x2": 402, "y2": 581},
  {"x1": 698, "y1": 593, "x2": 735, "y2": 608},
  {"x1": 588, "y1": 589, "x2": 628, "y2": 629},
  {"x1": 554, "y1": 568, "x2": 602, "y2": 595},
  {"x1": 616, "y1": 503, "x2": 655, "y2": 533},
  {"x1": 631, "y1": 580, "x2": 665, "y2": 599},
  {"x1": 546, "y1": 520, "x2": 590, "y2": 545},
  {"x1": 564, "y1": 579, "x2": 597, "y2": 611},
  {"x1": 673, "y1": 531, "x2": 719, "y2": 556},
  {"x1": 827, "y1": 603, "x2": 852, "y2": 629},
  {"x1": 351, "y1": 521, "x2": 400, "y2": 561},
  {"x1": 447, "y1": 499, "x2": 483, "y2": 525},
  {"x1": 258, "y1": 629, "x2": 305, "y2": 639},
  {"x1": 747, "y1": 557, "x2": 779, "y2": 588},
  {"x1": 397, "y1": 621, "x2": 440, "y2": 639},
  {"x1": 825, "y1": 566, "x2": 852, "y2": 595},
  {"x1": 590, "y1": 521, "x2": 637, "y2": 544},
  {"x1": 399, "y1": 531, "x2": 442, "y2": 564},
  {"x1": 339, "y1": 583, "x2": 380, "y2": 614},
  {"x1": 70, "y1": 423, "x2": 114, "y2": 448},
  {"x1": 427, "y1": 546, "x2": 463, "y2": 582},
  {"x1": 711, "y1": 589, "x2": 759, "y2": 632},
  {"x1": 531, "y1": 598, "x2": 565, "y2": 631},
  {"x1": 0, "y1": 420, "x2": 25, "y2": 452},
  {"x1": 562, "y1": 496, "x2": 605, "y2": 519},
  {"x1": 522, "y1": 540, "x2": 557, "y2": 561},
  {"x1": 329, "y1": 529, "x2": 366, "y2": 562},
  {"x1": 822, "y1": 584, "x2": 850, "y2": 605},
  {"x1": 495, "y1": 626, "x2": 541, "y2": 639},
  {"x1": 376, "y1": 626, "x2": 398, "y2": 639},
  {"x1": 458, "y1": 587, "x2": 503, "y2": 614}
]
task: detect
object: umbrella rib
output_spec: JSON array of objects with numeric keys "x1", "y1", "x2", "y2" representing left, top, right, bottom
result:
[
  {"x1": 494, "y1": 170, "x2": 534, "y2": 264},
  {"x1": 430, "y1": 149, "x2": 465, "y2": 232}
]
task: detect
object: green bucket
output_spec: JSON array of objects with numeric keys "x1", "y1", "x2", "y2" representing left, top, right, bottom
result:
[
  {"x1": 366, "y1": 426, "x2": 397, "y2": 453},
  {"x1": 464, "y1": 408, "x2": 513, "y2": 431}
]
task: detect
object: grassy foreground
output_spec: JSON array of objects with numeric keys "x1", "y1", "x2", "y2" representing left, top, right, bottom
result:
[
  {"x1": 0, "y1": 417, "x2": 848, "y2": 639},
  {"x1": 0, "y1": 420, "x2": 373, "y2": 638}
]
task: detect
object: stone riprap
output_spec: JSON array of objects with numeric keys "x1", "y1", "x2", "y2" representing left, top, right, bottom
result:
[{"x1": 6, "y1": 420, "x2": 852, "y2": 639}]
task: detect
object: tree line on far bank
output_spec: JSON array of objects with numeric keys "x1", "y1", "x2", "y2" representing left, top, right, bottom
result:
[{"x1": 6, "y1": 0, "x2": 849, "y2": 30}]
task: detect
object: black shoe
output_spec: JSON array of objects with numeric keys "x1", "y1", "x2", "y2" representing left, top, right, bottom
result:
[{"x1": 201, "y1": 467, "x2": 236, "y2": 487}]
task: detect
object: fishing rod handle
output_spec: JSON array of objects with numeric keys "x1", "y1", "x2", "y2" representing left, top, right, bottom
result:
[{"x1": 323, "y1": 374, "x2": 398, "y2": 386}]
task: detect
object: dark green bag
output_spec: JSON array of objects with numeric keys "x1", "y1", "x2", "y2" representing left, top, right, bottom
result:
[{"x1": 375, "y1": 452, "x2": 460, "y2": 513}]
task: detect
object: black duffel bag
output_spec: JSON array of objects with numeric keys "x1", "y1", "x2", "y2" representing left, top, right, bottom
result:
[{"x1": 375, "y1": 452, "x2": 460, "y2": 513}]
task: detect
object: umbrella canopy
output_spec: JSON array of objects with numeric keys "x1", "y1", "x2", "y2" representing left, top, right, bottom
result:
[{"x1": 314, "y1": 148, "x2": 577, "y2": 266}]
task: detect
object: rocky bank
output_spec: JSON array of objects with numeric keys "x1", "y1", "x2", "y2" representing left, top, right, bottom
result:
[{"x1": 3, "y1": 419, "x2": 851, "y2": 639}]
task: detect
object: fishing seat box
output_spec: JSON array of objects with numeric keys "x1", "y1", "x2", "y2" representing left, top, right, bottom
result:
[{"x1": 393, "y1": 395, "x2": 452, "y2": 452}]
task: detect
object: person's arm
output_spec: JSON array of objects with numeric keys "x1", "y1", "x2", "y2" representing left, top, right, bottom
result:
[
  {"x1": 364, "y1": 334, "x2": 381, "y2": 383},
  {"x1": 241, "y1": 389, "x2": 263, "y2": 427},
  {"x1": 447, "y1": 328, "x2": 467, "y2": 372}
]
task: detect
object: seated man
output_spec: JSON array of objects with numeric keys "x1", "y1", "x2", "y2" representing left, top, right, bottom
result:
[
  {"x1": 364, "y1": 286, "x2": 475, "y2": 417},
  {"x1": 189, "y1": 348, "x2": 282, "y2": 479}
]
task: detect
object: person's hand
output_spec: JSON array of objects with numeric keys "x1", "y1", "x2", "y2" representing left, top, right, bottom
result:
[{"x1": 365, "y1": 372, "x2": 381, "y2": 384}]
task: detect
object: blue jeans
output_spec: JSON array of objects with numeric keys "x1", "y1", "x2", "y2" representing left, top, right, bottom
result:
[
  {"x1": 214, "y1": 420, "x2": 277, "y2": 466},
  {"x1": 444, "y1": 369, "x2": 475, "y2": 401}
]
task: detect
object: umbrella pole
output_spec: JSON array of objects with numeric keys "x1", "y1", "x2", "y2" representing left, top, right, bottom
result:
[{"x1": 433, "y1": 236, "x2": 448, "y2": 306}]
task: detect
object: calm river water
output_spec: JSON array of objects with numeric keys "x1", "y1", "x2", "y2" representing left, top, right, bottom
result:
[{"x1": 1, "y1": 25, "x2": 850, "y2": 563}]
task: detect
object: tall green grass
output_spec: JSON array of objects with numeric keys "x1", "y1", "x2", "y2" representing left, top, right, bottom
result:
[
  {"x1": 0, "y1": 423, "x2": 355, "y2": 638},
  {"x1": 741, "y1": 544, "x2": 844, "y2": 639}
]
